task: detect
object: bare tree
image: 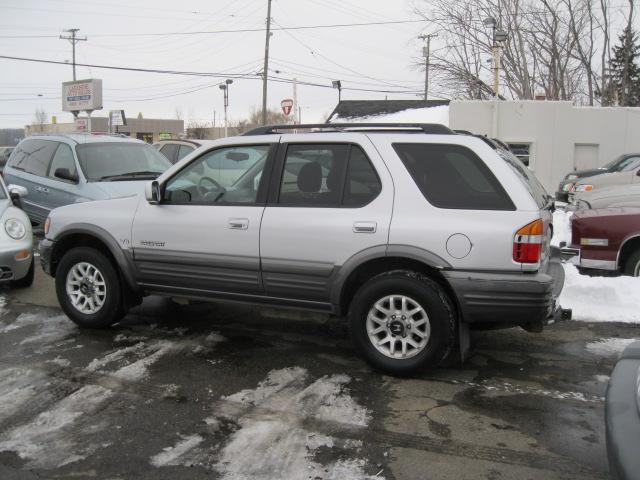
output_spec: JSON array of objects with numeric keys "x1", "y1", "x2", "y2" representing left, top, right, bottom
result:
[
  {"x1": 415, "y1": 0, "x2": 614, "y2": 103},
  {"x1": 186, "y1": 120, "x2": 211, "y2": 139},
  {"x1": 174, "y1": 108, "x2": 183, "y2": 120},
  {"x1": 33, "y1": 108, "x2": 47, "y2": 133},
  {"x1": 229, "y1": 108, "x2": 289, "y2": 135}
]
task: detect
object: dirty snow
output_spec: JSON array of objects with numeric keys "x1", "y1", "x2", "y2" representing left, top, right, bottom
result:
[
  {"x1": 150, "y1": 434, "x2": 204, "y2": 467},
  {"x1": 560, "y1": 264, "x2": 640, "y2": 323},
  {"x1": 330, "y1": 105, "x2": 449, "y2": 127},
  {"x1": 586, "y1": 338, "x2": 636, "y2": 356},
  {"x1": 150, "y1": 367, "x2": 380, "y2": 479}
]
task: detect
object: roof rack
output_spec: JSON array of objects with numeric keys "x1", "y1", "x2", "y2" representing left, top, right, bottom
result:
[{"x1": 242, "y1": 123, "x2": 454, "y2": 136}]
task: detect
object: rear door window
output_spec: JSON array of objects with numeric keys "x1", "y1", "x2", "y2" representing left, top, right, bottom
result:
[
  {"x1": 49, "y1": 143, "x2": 78, "y2": 181},
  {"x1": 9, "y1": 139, "x2": 58, "y2": 177},
  {"x1": 393, "y1": 143, "x2": 515, "y2": 210}
]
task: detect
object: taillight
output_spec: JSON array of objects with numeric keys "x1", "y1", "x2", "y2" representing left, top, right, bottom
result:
[{"x1": 513, "y1": 219, "x2": 544, "y2": 264}]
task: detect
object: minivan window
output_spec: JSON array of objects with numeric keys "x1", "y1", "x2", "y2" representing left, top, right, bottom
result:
[
  {"x1": 49, "y1": 143, "x2": 78, "y2": 181},
  {"x1": 393, "y1": 143, "x2": 515, "y2": 211},
  {"x1": 159, "y1": 143, "x2": 178, "y2": 162},
  {"x1": 9, "y1": 139, "x2": 58, "y2": 177},
  {"x1": 76, "y1": 142, "x2": 171, "y2": 181}
]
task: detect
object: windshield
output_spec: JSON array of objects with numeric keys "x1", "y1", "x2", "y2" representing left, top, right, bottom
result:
[
  {"x1": 76, "y1": 142, "x2": 172, "y2": 181},
  {"x1": 609, "y1": 155, "x2": 640, "y2": 172}
]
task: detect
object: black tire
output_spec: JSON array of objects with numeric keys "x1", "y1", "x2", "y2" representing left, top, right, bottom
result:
[
  {"x1": 348, "y1": 270, "x2": 456, "y2": 375},
  {"x1": 55, "y1": 247, "x2": 125, "y2": 328},
  {"x1": 11, "y1": 257, "x2": 34, "y2": 288},
  {"x1": 623, "y1": 249, "x2": 640, "y2": 277}
]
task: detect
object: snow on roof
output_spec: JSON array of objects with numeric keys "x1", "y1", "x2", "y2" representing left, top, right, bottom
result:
[{"x1": 329, "y1": 105, "x2": 450, "y2": 127}]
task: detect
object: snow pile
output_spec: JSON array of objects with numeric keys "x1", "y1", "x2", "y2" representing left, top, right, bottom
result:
[
  {"x1": 331, "y1": 105, "x2": 449, "y2": 126},
  {"x1": 552, "y1": 209, "x2": 573, "y2": 247},
  {"x1": 560, "y1": 264, "x2": 640, "y2": 322},
  {"x1": 586, "y1": 338, "x2": 636, "y2": 356}
]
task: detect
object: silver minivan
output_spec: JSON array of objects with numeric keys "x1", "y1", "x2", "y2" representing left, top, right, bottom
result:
[{"x1": 4, "y1": 134, "x2": 172, "y2": 225}]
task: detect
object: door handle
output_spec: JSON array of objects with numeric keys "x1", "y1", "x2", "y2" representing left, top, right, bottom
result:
[
  {"x1": 228, "y1": 218, "x2": 249, "y2": 230},
  {"x1": 353, "y1": 221, "x2": 377, "y2": 233},
  {"x1": 36, "y1": 186, "x2": 50, "y2": 194}
]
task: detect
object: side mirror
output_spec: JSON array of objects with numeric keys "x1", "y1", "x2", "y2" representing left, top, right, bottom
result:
[
  {"x1": 7, "y1": 184, "x2": 28, "y2": 208},
  {"x1": 145, "y1": 180, "x2": 161, "y2": 204},
  {"x1": 54, "y1": 168, "x2": 79, "y2": 183}
]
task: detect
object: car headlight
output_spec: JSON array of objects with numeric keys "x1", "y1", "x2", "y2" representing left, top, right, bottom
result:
[
  {"x1": 574, "y1": 184, "x2": 594, "y2": 192},
  {"x1": 5, "y1": 218, "x2": 26, "y2": 239},
  {"x1": 566, "y1": 174, "x2": 578, "y2": 180}
]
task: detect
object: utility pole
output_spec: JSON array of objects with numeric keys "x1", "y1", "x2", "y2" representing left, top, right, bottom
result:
[
  {"x1": 59, "y1": 28, "x2": 87, "y2": 81},
  {"x1": 219, "y1": 79, "x2": 233, "y2": 137},
  {"x1": 261, "y1": 0, "x2": 273, "y2": 126},
  {"x1": 418, "y1": 34, "x2": 436, "y2": 100},
  {"x1": 292, "y1": 77, "x2": 298, "y2": 124}
]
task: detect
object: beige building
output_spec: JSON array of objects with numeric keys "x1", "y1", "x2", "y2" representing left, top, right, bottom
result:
[{"x1": 25, "y1": 116, "x2": 184, "y2": 143}]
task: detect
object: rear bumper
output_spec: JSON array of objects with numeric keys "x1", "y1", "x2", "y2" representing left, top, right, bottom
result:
[
  {"x1": 606, "y1": 341, "x2": 640, "y2": 480},
  {"x1": 443, "y1": 248, "x2": 565, "y2": 327}
]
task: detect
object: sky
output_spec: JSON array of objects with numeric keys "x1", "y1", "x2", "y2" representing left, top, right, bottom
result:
[{"x1": 0, "y1": 0, "x2": 435, "y2": 129}]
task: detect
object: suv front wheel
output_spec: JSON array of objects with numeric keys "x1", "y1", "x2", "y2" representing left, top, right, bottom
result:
[
  {"x1": 349, "y1": 271, "x2": 456, "y2": 375},
  {"x1": 55, "y1": 247, "x2": 126, "y2": 328}
]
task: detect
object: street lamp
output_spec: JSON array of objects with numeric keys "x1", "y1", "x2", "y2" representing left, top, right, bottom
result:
[
  {"x1": 219, "y1": 78, "x2": 233, "y2": 137},
  {"x1": 332, "y1": 80, "x2": 342, "y2": 103},
  {"x1": 484, "y1": 16, "x2": 507, "y2": 98}
]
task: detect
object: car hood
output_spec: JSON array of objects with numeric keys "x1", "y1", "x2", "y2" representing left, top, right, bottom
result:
[
  {"x1": 566, "y1": 167, "x2": 608, "y2": 180},
  {"x1": 574, "y1": 171, "x2": 631, "y2": 187},
  {"x1": 577, "y1": 184, "x2": 640, "y2": 201},
  {"x1": 92, "y1": 180, "x2": 149, "y2": 199},
  {"x1": 573, "y1": 206, "x2": 640, "y2": 220}
]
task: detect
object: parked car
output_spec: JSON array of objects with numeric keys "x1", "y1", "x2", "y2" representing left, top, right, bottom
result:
[
  {"x1": 0, "y1": 178, "x2": 34, "y2": 288},
  {"x1": 572, "y1": 184, "x2": 640, "y2": 210},
  {"x1": 39, "y1": 123, "x2": 565, "y2": 374},
  {"x1": 3, "y1": 134, "x2": 172, "y2": 225},
  {"x1": 556, "y1": 153, "x2": 640, "y2": 202},
  {"x1": 153, "y1": 139, "x2": 216, "y2": 164},
  {"x1": 568, "y1": 155, "x2": 640, "y2": 201},
  {"x1": 568, "y1": 207, "x2": 640, "y2": 276},
  {"x1": 605, "y1": 340, "x2": 640, "y2": 480},
  {"x1": 0, "y1": 146, "x2": 15, "y2": 174}
]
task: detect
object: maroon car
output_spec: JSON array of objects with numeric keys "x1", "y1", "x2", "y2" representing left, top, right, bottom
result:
[{"x1": 569, "y1": 207, "x2": 640, "y2": 276}]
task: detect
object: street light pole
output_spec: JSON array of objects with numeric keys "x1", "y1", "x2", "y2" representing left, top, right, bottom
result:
[
  {"x1": 483, "y1": 17, "x2": 507, "y2": 99},
  {"x1": 219, "y1": 79, "x2": 233, "y2": 137},
  {"x1": 332, "y1": 80, "x2": 342, "y2": 103},
  {"x1": 261, "y1": 0, "x2": 273, "y2": 126}
]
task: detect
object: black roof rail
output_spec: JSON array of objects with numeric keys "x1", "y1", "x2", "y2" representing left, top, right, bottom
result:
[{"x1": 242, "y1": 123, "x2": 454, "y2": 136}]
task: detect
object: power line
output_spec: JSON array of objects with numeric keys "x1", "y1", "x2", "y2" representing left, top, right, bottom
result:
[
  {"x1": 0, "y1": 54, "x2": 423, "y2": 95},
  {"x1": 0, "y1": 19, "x2": 424, "y2": 39}
]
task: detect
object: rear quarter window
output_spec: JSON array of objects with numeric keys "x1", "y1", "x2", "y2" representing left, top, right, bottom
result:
[
  {"x1": 393, "y1": 143, "x2": 515, "y2": 211},
  {"x1": 8, "y1": 139, "x2": 58, "y2": 177}
]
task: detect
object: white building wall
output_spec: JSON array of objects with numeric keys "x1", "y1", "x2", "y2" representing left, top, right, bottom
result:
[{"x1": 449, "y1": 100, "x2": 640, "y2": 193}]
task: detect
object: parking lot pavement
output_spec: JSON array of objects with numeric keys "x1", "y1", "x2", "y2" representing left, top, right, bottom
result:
[{"x1": 0, "y1": 269, "x2": 636, "y2": 479}]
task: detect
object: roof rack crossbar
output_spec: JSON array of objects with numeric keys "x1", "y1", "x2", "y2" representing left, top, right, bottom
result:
[{"x1": 242, "y1": 123, "x2": 453, "y2": 136}]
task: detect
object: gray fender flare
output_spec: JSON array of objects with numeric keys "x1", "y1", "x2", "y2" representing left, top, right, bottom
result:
[
  {"x1": 329, "y1": 244, "x2": 452, "y2": 307},
  {"x1": 53, "y1": 223, "x2": 140, "y2": 295}
]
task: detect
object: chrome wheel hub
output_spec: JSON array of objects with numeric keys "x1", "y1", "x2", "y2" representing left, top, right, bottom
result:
[
  {"x1": 366, "y1": 294, "x2": 430, "y2": 359},
  {"x1": 66, "y1": 262, "x2": 107, "y2": 314}
]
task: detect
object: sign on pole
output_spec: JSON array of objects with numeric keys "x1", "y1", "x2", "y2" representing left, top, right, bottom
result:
[
  {"x1": 281, "y1": 98, "x2": 294, "y2": 116},
  {"x1": 62, "y1": 79, "x2": 103, "y2": 112},
  {"x1": 75, "y1": 118, "x2": 88, "y2": 132},
  {"x1": 109, "y1": 110, "x2": 126, "y2": 126}
]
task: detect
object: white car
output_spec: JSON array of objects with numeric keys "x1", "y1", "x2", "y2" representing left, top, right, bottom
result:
[
  {"x1": 572, "y1": 183, "x2": 640, "y2": 209},
  {"x1": 0, "y1": 179, "x2": 34, "y2": 287}
]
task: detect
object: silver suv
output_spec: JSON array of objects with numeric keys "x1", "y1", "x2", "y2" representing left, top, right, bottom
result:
[
  {"x1": 4, "y1": 134, "x2": 171, "y2": 225},
  {"x1": 39, "y1": 124, "x2": 564, "y2": 374}
]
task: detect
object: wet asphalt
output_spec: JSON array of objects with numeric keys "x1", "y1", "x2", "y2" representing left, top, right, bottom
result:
[{"x1": 0, "y1": 268, "x2": 636, "y2": 480}]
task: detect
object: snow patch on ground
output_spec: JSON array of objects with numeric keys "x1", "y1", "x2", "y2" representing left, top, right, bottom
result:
[
  {"x1": 586, "y1": 338, "x2": 636, "y2": 356},
  {"x1": 331, "y1": 105, "x2": 450, "y2": 126},
  {"x1": 560, "y1": 264, "x2": 640, "y2": 323},
  {"x1": 150, "y1": 434, "x2": 204, "y2": 467},
  {"x1": 150, "y1": 367, "x2": 379, "y2": 478},
  {"x1": 0, "y1": 368, "x2": 49, "y2": 423},
  {"x1": 0, "y1": 312, "x2": 76, "y2": 349},
  {"x1": 552, "y1": 209, "x2": 573, "y2": 247}
]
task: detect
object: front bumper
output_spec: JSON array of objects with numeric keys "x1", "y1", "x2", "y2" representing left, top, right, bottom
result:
[
  {"x1": 0, "y1": 239, "x2": 33, "y2": 282},
  {"x1": 606, "y1": 341, "x2": 640, "y2": 480},
  {"x1": 443, "y1": 247, "x2": 565, "y2": 328},
  {"x1": 39, "y1": 238, "x2": 55, "y2": 276}
]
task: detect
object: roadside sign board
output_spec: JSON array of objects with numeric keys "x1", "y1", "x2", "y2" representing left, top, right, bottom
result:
[
  {"x1": 75, "y1": 118, "x2": 88, "y2": 131},
  {"x1": 109, "y1": 110, "x2": 126, "y2": 126},
  {"x1": 281, "y1": 98, "x2": 294, "y2": 116},
  {"x1": 62, "y1": 79, "x2": 103, "y2": 112},
  {"x1": 158, "y1": 132, "x2": 171, "y2": 140}
]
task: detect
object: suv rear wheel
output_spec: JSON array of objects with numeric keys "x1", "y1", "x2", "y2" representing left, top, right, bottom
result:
[
  {"x1": 349, "y1": 270, "x2": 456, "y2": 375},
  {"x1": 623, "y1": 248, "x2": 640, "y2": 277},
  {"x1": 55, "y1": 247, "x2": 125, "y2": 328}
]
